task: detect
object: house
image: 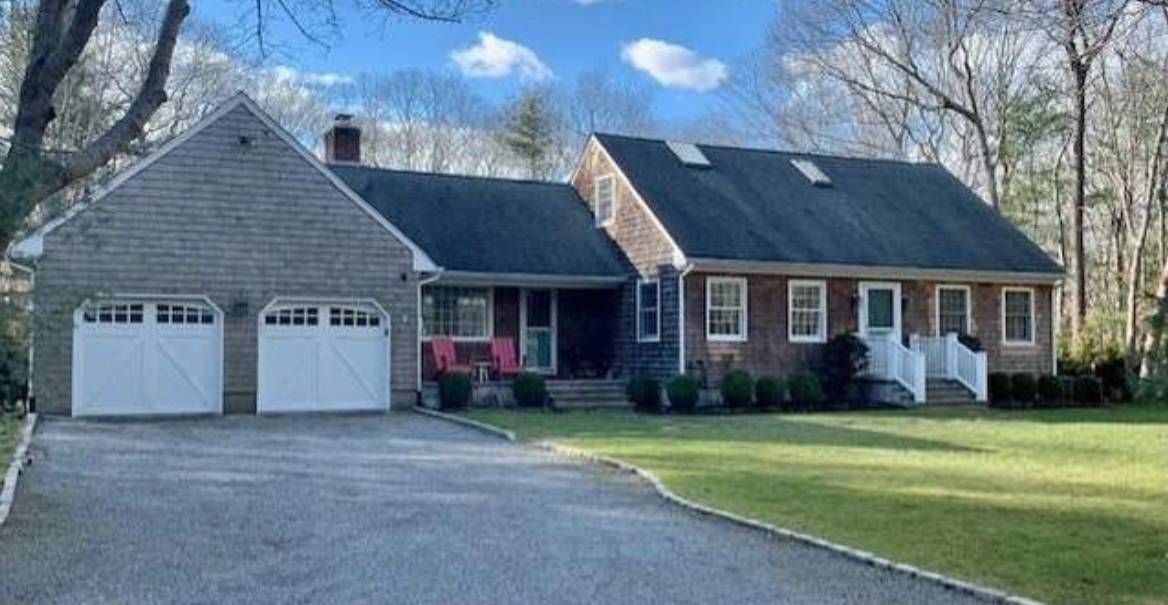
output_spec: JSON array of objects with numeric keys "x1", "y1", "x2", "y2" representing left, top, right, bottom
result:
[{"x1": 7, "y1": 93, "x2": 1062, "y2": 416}]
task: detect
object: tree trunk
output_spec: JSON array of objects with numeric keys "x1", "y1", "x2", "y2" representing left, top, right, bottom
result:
[{"x1": 1070, "y1": 61, "x2": 1089, "y2": 340}]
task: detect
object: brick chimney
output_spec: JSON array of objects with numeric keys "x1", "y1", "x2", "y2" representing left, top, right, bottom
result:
[{"x1": 323, "y1": 113, "x2": 360, "y2": 164}]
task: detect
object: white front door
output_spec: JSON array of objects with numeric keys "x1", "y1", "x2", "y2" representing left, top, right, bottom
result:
[
  {"x1": 257, "y1": 301, "x2": 390, "y2": 413},
  {"x1": 520, "y1": 289, "x2": 557, "y2": 374},
  {"x1": 72, "y1": 299, "x2": 223, "y2": 417},
  {"x1": 858, "y1": 282, "x2": 902, "y2": 340}
]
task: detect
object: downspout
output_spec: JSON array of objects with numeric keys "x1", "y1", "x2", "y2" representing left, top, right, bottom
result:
[
  {"x1": 677, "y1": 263, "x2": 695, "y2": 375},
  {"x1": 1052, "y1": 283, "x2": 1060, "y2": 376},
  {"x1": 416, "y1": 269, "x2": 444, "y2": 397}
]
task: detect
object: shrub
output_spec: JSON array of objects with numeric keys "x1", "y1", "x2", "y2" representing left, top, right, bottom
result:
[
  {"x1": 787, "y1": 373, "x2": 825, "y2": 409},
  {"x1": 437, "y1": 372, "x2": 472, "y2": 411},
  {"x1": 754, "y1": 377, "x2": 784, "y2": 409},
  {"x1": 821, "y1": 334, "x2": 868, "y2": 401},
  {"x1": 720, "y1": 370, "x2": 754, "y2": 409},
  {"x1": 988, "y1": 372, "x2": 1012, "y2": 406},
  {"x1": 1093, "y1": 356, "x2": 1131, "y2": 401},
  {"x1": 667, "y1": 375, "x2": 699, "y2": 413},
  {"x1": 1037, "y1": 374, "x2": 1063, "y2": 404},
  {"x1": 626, "y1": 377, "x2": 662, "y2": 413},
  {"x1": 513, "y1": 372, "x2": 548, "y2": 408},
  {"x1": 957, "y1": 333, "x2": 983, "y2": 352},
  {"x1": 1010, "y1": 373, "x2": 1037, "y2": 406},
  {"x1": 1073, "y1": 375, "x2": 1104, "y2": 406}
]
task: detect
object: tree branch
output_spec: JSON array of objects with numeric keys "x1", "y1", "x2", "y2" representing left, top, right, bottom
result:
[{"x1": 61, "y1": 0, "x2": 190, "y2": 182}]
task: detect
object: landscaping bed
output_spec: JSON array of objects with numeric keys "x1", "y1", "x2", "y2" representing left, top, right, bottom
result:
[{"x1": 465, "y1": 405, "x2": 1167, "y2": 605}]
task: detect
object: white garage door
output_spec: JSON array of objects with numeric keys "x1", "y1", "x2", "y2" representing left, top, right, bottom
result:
[
  {"x1": 72, "y1": 300, "x2": 223, "y2": 417},
  {"x1": 257, "y1": 301, "x2": 390, "y2": 413}
]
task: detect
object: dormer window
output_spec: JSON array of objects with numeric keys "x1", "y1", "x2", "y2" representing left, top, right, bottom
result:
[{"x1": 595, "y1": 174, "x2": 615, "y2": 227}]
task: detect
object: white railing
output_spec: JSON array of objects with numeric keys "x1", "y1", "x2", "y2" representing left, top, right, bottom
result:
[
  {"x1": 910, "y1": 333, "x2": 988, "y2": 402},
  {"x1": 862, "y1": 334, "x2": 926, "y2": 404}
]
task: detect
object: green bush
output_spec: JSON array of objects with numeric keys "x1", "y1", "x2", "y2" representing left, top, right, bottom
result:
[
  {"x1": 821, "y1": 334, "x2": 868, "y2": 402},
  {"x1": 988, "y1": 372, "x2": 1012, "y2": 406},
  {"x1": 787, "y1": 373, "x2": 825, "y2": 409},
  {"x1": 1010, "y1": 373, "x2": 1037, "y2": 406},
  {"x1": 626, "y1": 377, "x2": 662, "y2": 413},
  {"x1": 438, "y1": 372, "x2": 472, "y2": 411},
  {"x1": 1037, "y1": 374, "x2": 1063, "y2": 404},
  {"x1": 720, "y1": 370, "x2": 754, "y2": 409},
  {"x1": 1073, "y1": 375, "x2": 1104, "y2": 406},
  {"x1": 667, "y1": 375, "x2": 699, "y2": 413},
  {"x1": 513, "y1": 372, "x2": 548, "y2": 408},
  {"x1": 754, "y1": 377, "x2": 784, "y2": 409}
]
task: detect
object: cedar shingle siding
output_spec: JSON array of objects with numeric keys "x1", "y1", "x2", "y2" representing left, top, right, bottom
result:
[
  {"x1": 572, "y1": 140, "x2": 680, "y2": 380},
  {"x1": 31, "y1": 103, "x2": 420, "y2": 414}
]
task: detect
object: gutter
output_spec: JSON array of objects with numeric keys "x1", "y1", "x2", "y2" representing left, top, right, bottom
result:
[
  {"x1": 687, "y1": 257, "x2": 1064, "y2": 285},
  {"x1": 677, "y1": 263, "x2": 695, "y2": 375}
]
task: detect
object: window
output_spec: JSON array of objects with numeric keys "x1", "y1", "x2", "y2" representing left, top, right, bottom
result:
[
  {"x1": 1002, "y1": 288, "x2": 1034, "y2": 345},
  {"x1": 422, "y1": 287, "x2": 491, "y2": 340},
  {"x1": 788, "y1": 280, "x2": 826, "y2": 343},
  {"x1": 264, "y1": 306, "x2": 318, "y2": 326},
  {"x1": 706, "y1": 277, "x2": 747, "y2": 341},
  {"x1": 329, "y1": 306, "x2": 380, "y2": 328},
  {"x1": 157, "y1": 303, "x2": 214, "y2": 325},
  {"x1": 82, "y1": 302, "x2": 143, "y2": 324},
  {"x1": 594, "y1": 174, "x2": 615, "y2": 227},
  {"x1": 936, "y1": 286, "x2": 970, "y2": 336},
  {"x1": 636, "y1": 279, "x2": 660, "y2": 342}
]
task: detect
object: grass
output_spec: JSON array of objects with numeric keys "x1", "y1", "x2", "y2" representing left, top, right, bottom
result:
[{"x1": 465, "y1": 405, "x2": 1168, "y2": 605}]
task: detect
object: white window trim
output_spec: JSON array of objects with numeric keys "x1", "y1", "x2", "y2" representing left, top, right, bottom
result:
[
  {"x1": 420, "y1": 286, "x2": 495, "y2": 343},
  {"x1": 706, "y1": 276, "x2": 748, "y2": 342},
  {"x1": 594, "y1": 173, "x2": 615, "y2": 227},
  {"x1": 1001, "y1": 286, "x2": 1036, "y2": 346},
  {"x1": 934, "y1": 284, "x2": 972, "y2": 337},
  {"x1": 787, "y1": 279, "x2": 827, "y2": 343},
  {"x1": 636, "y1": 278, "x2": 661, "y2": 343}
]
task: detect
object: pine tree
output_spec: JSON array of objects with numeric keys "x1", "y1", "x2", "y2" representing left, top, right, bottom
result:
[{"x1": 502, "y1": 89, "x2": 557, "y2": 179}]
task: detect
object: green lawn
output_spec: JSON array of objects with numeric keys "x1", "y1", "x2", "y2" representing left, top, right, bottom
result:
[{"x1": 465, "y1": 405, "x2": 1168, "y2": 605}]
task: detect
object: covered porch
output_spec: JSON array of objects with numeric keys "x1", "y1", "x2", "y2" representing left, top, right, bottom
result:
[{"x1": 420, "y1": 276, "x2": 623, "y2": 384}]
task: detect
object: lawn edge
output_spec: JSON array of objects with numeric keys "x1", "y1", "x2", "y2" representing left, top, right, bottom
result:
[
  {"x1": 0, "y1": 413, "x2": 38, "y2": 527},
  {"x1": 413, "y1": 406, "x2": 517, "y2": 441},
  {"x1": 443, "y1": 410, "x2": 1046, "y2": 605}
]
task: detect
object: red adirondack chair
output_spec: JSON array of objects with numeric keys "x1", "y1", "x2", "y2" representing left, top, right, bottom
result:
[
  {"x1": 490, "y1": 337, "x2": 523, "y2": 379},
  {"x1": 431, "y1": 337, "x2": 472, "y2": 376}
]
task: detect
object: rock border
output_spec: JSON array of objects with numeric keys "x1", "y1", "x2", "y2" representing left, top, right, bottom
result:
[
  {"x1": 0, "y1": 413, "x2": 38, "y2": 527},
  {"x1": 425, "y1": 409, "x2": 1045, "y2": 605}
]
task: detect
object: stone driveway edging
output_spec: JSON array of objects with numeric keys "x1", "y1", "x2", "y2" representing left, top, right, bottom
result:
[
  {"x1": 430, "y1": 409, "x2": 1046, "y2": 605},
  {"x1": 0, "y1": 413, "x2": 38, "y2": 527},
  {"x1": 412, "y1": 407, "x2": 517, "y2": 441}
]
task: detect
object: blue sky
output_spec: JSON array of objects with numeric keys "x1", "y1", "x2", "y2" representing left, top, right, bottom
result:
[{"x1": 196, "y1": 0, "x2": 776, "y2": 120}]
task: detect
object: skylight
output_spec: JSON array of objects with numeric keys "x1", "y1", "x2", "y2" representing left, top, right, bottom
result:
[
  {"x1": 666, "y1": 141, "x2": 711, "y2": 167},
  {"x1": 790, "y1": 158, "x2": 832, "y2": 187}
]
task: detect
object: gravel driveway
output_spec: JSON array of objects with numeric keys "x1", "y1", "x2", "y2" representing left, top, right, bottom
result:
[{"x1": 0, "y1": 414, "x2": 984, "y2": 605}]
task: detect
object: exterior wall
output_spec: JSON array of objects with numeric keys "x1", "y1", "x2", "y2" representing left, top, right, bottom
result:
[
  {"x1": 571, "y1": 140, "x2": 681, "y2": 380},
  {"x1": 31, "y1": 103, "x2": 421, "y2": 414},
  {"x1": 683, "y1": 272, "x2": 1054, "y2": 386}
]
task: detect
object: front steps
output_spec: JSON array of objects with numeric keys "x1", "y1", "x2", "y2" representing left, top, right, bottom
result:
[
  {"x1": 421, "y1": 378, "x2": 629, "y2": 409},
  {"x1": 926, "y1": 379, "x2": 977, "y2": 405}
]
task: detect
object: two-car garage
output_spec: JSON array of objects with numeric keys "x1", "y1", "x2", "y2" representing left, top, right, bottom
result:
[{"x1": 71, "y1": 297, "x2": 390, "y2": 417}]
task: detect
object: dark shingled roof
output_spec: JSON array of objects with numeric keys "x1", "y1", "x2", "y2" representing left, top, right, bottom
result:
[
  {"x1": 331, "y1": 165, "x2": 629, "y2": 277},
  {"x1": 595, "y1": 134, "x2": 1062, "y2": 275}
]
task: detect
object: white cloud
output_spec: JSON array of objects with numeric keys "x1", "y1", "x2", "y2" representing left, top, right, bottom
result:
[
  {"x1": 450, "y1": 32, "x2": 554, "y2": 82},
  {"x1": 620, "y1": 38, "x2": 728, "y2": 92},
  {"x1": 270, "y1": 65, "x2": 354, "y2": 88}
]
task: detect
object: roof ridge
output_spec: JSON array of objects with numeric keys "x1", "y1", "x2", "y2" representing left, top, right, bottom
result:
[
  {"x1": 592, "y1": 132, "x2": 938, "y2": 168},
  {"x1": 328, "y1": 163, "x2": 572, "y2": 188}
]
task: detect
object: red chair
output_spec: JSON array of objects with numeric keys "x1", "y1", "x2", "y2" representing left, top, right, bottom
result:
[
  {"x1": 490, "y1": 337, "x2": 523, "y2": 379},
  {"x1": 431, "y1": 337, "x2": 472, "y2": 376}
]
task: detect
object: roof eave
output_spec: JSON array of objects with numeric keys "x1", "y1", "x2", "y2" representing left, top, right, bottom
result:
[
  {"x1": 435, "y1": 270, "x2": 626, "y2": 289},
  {"x1": 686, "y1": 257, "x2": 1064, "y2": 284}
]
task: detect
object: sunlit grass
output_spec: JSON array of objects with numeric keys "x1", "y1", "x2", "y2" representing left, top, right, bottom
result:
[{"x1": 466, "y1": 405, "x2": 1168, "y2": 605}]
